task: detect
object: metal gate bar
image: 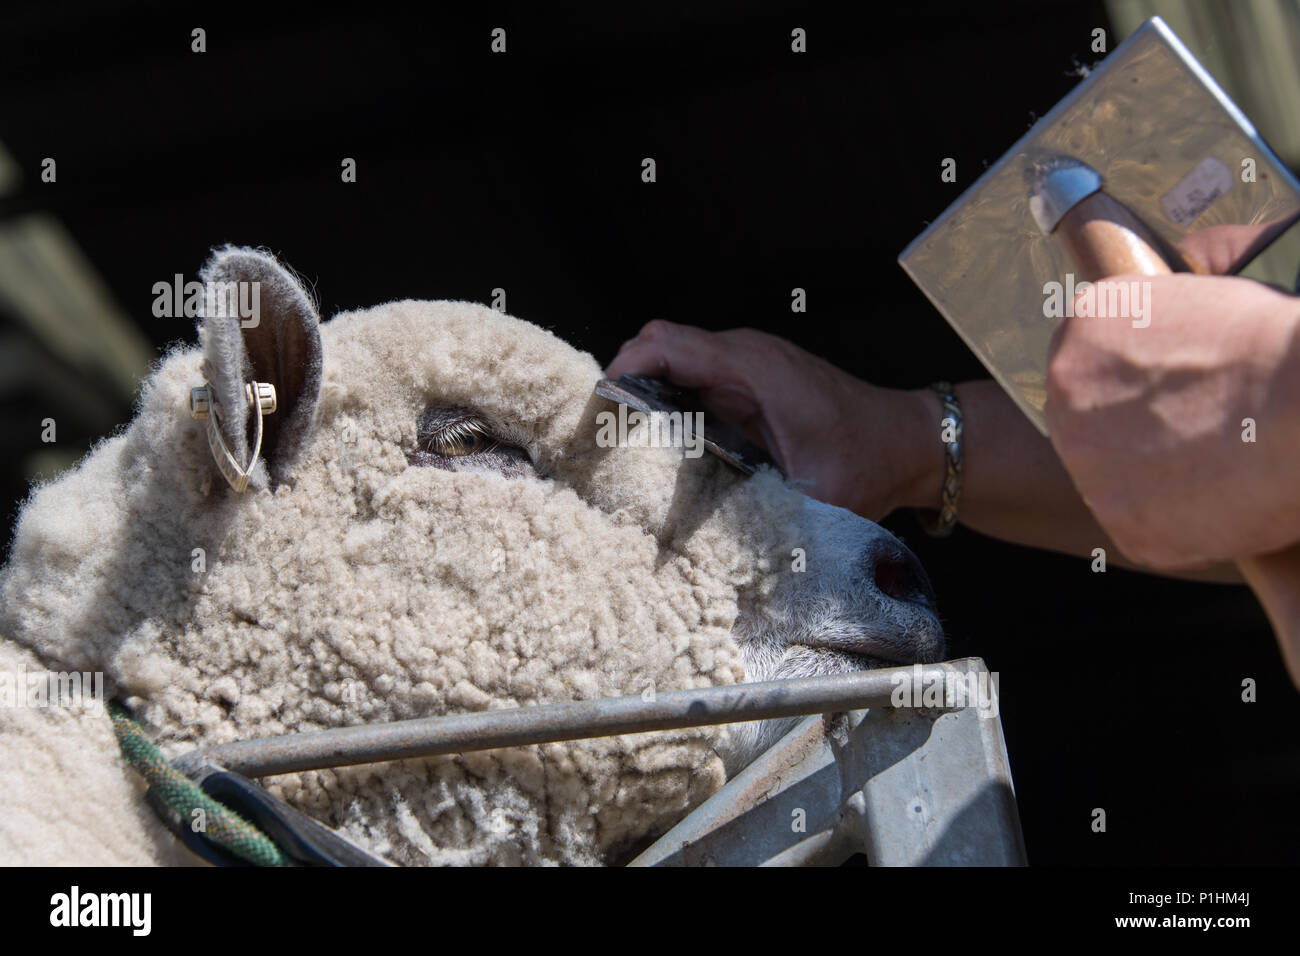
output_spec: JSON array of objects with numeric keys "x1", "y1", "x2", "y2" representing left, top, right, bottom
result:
[{"x1": 174, "y1": 664, "x2": 954, "y2": 778}]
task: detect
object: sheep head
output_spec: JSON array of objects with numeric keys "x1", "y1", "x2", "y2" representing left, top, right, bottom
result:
[{"x1": 0, "y1": 247, "x2": 942, "y2": 865}]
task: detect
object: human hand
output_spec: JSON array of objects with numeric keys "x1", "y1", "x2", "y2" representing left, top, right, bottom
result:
[
  {"x1": 1045, "y1": 273, "x2": 1300, "y2": 568},
  {"x1": 605, "y1": 321, "x2": 938, "y2": 520},
  {"x1": 1176, "y1": 221, "x2": 1296, "y2": 278}
]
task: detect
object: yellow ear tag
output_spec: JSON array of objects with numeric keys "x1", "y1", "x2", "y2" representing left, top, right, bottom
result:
[{"x1": 190, "y1": 381, "x2": 277, "y2": 492}]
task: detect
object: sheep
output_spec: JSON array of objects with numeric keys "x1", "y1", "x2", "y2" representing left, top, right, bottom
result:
[{"x1": 0, "y1": 246, "x2": 944, "y2": 866}]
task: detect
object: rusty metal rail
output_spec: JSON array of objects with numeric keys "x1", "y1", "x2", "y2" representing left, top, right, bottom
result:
[{"x1": 174, "y1": 664, "x2": 951, "y2": 778}]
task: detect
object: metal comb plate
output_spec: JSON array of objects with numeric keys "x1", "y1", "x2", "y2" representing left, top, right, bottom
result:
[
  {"x1": 594, "y1": 375, "x2": 779, "y2": 475},
  {"x1": 898, "y1": 16, "x2": 1300, "y2": 436}
]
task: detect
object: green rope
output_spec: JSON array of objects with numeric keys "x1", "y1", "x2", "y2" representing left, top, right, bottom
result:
[{"x1": 109, "y1": 702, "x2": 297, "y2": 867}]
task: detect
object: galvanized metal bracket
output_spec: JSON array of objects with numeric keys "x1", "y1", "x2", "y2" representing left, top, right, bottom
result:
[
  {"x1": 628, "y1": 657, "x2": 1026, "y2": 866},
  {"x1": 170, "y1": 656, "x2": 1024, "y2": 866}
]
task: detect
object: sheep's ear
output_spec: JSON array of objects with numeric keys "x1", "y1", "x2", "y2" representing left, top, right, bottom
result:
[{"x1": 197, "y1": 246, "x2": 322, "y2": 487}]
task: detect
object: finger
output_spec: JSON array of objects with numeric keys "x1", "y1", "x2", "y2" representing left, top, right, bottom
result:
[
  {"x1": 605, "y1": 319, "x2": 677, "y2": 377},
  {"x1": 604, "y1": 339, "x2": 668, "y2": 379},
  {"x1": 608, "y1": 318, "x2": 670, "y2": 358},
  {"x1": 605, "y1": 323, "x2": 735, "y2": 386}
]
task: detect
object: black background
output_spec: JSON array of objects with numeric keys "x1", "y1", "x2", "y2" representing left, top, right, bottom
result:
[{"x1": 2, "y1": 0, "x2": 1297, "y2": 865}]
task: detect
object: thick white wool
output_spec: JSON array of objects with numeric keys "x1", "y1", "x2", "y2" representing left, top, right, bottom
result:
[
  {"x1": 1, "y1": 289, "x2": 812, "y2": 865},
  {"x1": 0, "y1": 640, "x2": 193, "y2": 866}
]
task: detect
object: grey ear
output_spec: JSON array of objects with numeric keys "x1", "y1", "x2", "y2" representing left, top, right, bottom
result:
[{"x1": 197, "y1": 246, "x2": 323, "y2": 488}]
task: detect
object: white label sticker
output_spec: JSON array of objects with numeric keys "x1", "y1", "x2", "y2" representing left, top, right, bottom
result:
[{"x1": 1161, "y1": 157, "x2": 1233, "y2": 227}]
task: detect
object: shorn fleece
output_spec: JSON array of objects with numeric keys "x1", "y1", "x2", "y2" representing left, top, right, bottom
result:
[{"x1": 0, "y1": 246, "x2": 809, "y2": 866}]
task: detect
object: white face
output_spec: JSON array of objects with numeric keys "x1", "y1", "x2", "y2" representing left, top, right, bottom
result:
[{"x1": 725, "y1": 497, "x2": 943, "y2": 774}]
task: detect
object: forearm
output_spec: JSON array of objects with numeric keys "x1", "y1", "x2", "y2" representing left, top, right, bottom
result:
[{"x1": 891, "y1": 380, "x2": 1242, "y2": 582}]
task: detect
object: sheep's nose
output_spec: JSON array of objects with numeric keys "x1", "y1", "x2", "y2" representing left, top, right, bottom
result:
[
  {"x1": 788, "y1": 498, "x2": 944, "y2": 665},
  {"x1": 856, "y1": 535, "x2": 945, "y2": 663},
  {"x1": 866, "y1": 536, "x2": 937, "y2": 609}
]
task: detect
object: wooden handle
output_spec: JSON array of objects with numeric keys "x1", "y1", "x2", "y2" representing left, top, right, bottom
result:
[
  {"x1": 1238, "y1": 552, "x2": 1300, "y2": 686},
  {"x1": 1055, "y1": 190, "x2": 1300, "y2": 687},
  {"x1": 1054, "y1": 191, "x2": 1174, "y2": 283}
]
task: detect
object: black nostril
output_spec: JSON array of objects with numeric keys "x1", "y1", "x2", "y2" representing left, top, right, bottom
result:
[
  {"x1": 874, "y1": 561, "x2": 910, "y2": 601},
  {"x1": 865, "y1": 540, "x2": 936, "y2": 606}
]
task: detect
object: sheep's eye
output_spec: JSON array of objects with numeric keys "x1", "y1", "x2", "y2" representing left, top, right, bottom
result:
[
  {"x1": 409, "y1": 406, "x2": 534, "y2": 478},
  {"x1": 422, "y1": 418, "x2": 498, "y2": 457}
]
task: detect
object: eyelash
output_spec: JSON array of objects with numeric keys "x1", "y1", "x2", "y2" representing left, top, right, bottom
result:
[{"x1": 421, "y1": 418, "x2": 501, "y2": 457}]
